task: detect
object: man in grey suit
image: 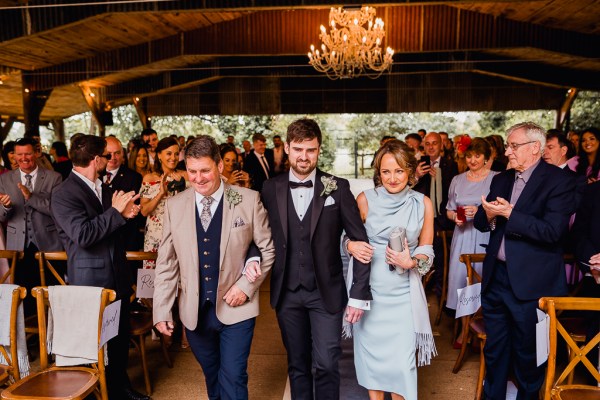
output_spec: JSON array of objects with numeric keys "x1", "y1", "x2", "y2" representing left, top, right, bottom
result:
[{"x1": 0, "y1": 137, "x2": 63, "y2": 314}]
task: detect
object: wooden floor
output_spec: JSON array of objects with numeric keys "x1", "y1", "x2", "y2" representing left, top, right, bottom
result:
[{"x1": 127, "y1": 287, "x2": 481, "y2": 400}]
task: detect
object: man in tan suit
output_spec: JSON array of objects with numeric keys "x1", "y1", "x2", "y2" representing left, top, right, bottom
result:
[{"x1": 153, "y1": 135, "x2": 275, "y2": 400}]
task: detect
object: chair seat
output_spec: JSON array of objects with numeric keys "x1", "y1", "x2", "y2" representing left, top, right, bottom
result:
[
  {"x1": 1, "y1": 367, "x2": 98, "y2": 399},
  {"x1": 130, "y1": 310, "x2": 153, "y2": 336},
  {"x1": 470, "y1": 317, "x2": 486, "y2": 338},
  {"x1": 553, "y1": 384, "x2": 600, "y2": 400}
]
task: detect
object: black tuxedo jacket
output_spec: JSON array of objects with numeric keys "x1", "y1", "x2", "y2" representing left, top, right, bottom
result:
[
  {"x1": 105, "y1": 165, "x2": 143, "y2": 252},
  {"x1": 261, "y1": 169, "x2": 372, "y2": 314},
  {"x1": 244, "y1": 149, "x2": 275, "y2": 192},
  {"x1": 413, "y1": 157, "x2": 458, "y2": 228},
  {"x1": 474, "y1": 161, "x2": 576, "y2": 300},
  {"x1": 51, "y1": 172, "x2": 131, "y2": 299}
]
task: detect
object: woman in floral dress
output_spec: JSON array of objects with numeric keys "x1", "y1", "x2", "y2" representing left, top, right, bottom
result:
[{"x1": 140, "y1": 137, "x2": 188, "y2": 268}]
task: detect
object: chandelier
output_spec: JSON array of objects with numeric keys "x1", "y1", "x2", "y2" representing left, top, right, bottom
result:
[{"x1": 308, "y1": 6, "x2": 394, "y2": 80}]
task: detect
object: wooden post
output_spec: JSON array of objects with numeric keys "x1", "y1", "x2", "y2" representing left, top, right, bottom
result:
[
  {"x1": 1, "y1": 116, "x2": 16, "y2": 144},
  {"x1": 133, "y1": 97, "x2": 151, "y2": 129},
  {"x1": 51, "y1": 119, "x2": 65, "y2": 143},
  {"x1": 80, "y1": 85, "x2": 106, "y2": 137},
  {"x1": 556, "y1": 88, "x2": 578, "y2": 131},
  {"x1": 22, "y1": 72, "x2": 52, "y2": 137}
]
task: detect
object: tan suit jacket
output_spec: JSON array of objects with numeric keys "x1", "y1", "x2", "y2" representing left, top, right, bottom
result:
[{"x1": 153, "y1": 182, "x2": 275, "y2": 329}]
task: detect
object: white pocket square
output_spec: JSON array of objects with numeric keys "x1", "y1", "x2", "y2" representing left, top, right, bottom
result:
[
  {"x1": 233, "y1": 217, "x2": 246, "y2": 227},
  {"x1": 324, "y1": 196, "x2": 335, "y2": 206}
]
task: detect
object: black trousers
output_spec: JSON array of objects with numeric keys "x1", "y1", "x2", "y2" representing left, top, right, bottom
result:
[
  {"x1": 276, "y1": 287, "x2": 343, "y2": 400},
  {"x1": 106, "y1": 298, "x2": 132, "y2": 399}
]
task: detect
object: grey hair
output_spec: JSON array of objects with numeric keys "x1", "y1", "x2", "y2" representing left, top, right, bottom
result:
[{"x1": 506, "y1": 121, "x2": 546, "y2": 152}]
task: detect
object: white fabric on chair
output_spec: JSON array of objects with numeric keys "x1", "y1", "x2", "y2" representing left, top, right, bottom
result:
[
  {"x1": 0, "y1": 284, "x2": 30, "y2": 378},
  {"x1": 47, "y1": 285, "x2": 105, "y2": 366}
]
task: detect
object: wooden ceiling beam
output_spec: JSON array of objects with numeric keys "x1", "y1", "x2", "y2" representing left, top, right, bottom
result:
[{"x1": 25, "y1": 6, "x2": 600, "y2": 91}]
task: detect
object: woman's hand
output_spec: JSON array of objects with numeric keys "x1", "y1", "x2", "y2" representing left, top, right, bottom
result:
[
  {"x1": 229, "y1": 170, "x2": 250, "y2": 187},
  {"x1": 463, "y1": 205, "x2": 478, "y2": 220},
  {"x1": 158, "y1": 174, "x2": 169, "y2": 197},
  {"x1": 348, "y1": 241, "x2": 374, "y2": 264},
  {"x1": 385, "y1": 238, "x2": 413, "y2": 270}
]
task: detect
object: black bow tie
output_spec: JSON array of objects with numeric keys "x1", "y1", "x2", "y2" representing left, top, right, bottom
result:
[{"x1": 289, "y1": 180, "x2": 313, "y2": 189}]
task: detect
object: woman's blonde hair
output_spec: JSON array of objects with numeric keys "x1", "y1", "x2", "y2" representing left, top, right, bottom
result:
[{"x1": 373, "y1": 139, "x2": 418, "y2": 187}]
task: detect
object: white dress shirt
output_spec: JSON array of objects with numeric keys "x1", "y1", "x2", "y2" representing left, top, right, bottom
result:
[
  {"x1": 20, "y1": 167, "x2": 39, "y2": 191},
  {"x1": 72, "y1": 169, "x2": 103, "y2": 202},
  {"x1": 289, "y1": 169, "x2": 316, "y2": 220}
]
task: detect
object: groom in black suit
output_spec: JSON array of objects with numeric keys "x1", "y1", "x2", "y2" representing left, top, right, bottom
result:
[{"x1": 261, "y1": 118, "x2": 372, "y2": 399}]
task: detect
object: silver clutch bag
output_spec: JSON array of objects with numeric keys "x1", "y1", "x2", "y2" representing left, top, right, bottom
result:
[{"x1": 388, "y1": 227, "x2": 407, "y2": 273}]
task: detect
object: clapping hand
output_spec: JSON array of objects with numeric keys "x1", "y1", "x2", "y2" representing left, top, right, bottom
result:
[
  {"x1": 112, "y1": 190, "x2": 141, "y2": 218},
  {"x1": 0, "y1": 193, "x2": 12, "y2": 208},
  {"x1": 481, "y1": 195, "x2": 513, "y2": 220},
  {"x1": 17, "y1": 183, "x2": 31, "y2": 201}
]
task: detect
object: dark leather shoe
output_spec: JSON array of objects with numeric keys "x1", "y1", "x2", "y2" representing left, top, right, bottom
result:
[{"x1": 123, "y1": 387, "x2": 151, "y2": 400}]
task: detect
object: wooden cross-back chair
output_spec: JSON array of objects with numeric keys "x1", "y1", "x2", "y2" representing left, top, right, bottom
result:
[
  {"x1": 0, "y1": 286, "x2": 26, "y2": 386},
  {"x1": 434, "y1": 230, "x2": 453, "y2": 326},
  {"x1": 1, "y1": 286, "x2": 116, "y2": 400},
  {"x1": 35, "y1": 251, "x2": 67, "y2": 287},
  {"x1": 0, "y1": 251, "x2": 22, "y2": 285},
  {"x1": 452, "y1": 253, "x2": 487, "y2": 400},
  {"x1": 126, "y1": 251, "x2": 173, "y2": 396},
  {"x1": 539, "y1": 297, "x2": 600, "y2": 400}
]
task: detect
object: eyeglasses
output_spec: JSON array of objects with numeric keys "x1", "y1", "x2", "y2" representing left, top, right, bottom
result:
[
  {"x1": 98, "y1": 153, "x2": 112, "y2": 160},
  {"x1": 504, "y1": 141, "x2": 536, "y2": 151}
]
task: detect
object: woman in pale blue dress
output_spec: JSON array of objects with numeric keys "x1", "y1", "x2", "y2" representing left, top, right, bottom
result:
[
  {"x1": 445, "y1": 138, "x2": 498, "y2": 312},
  {"x1": 347, "y1": 140, "x2": 436, "y2": 400}
]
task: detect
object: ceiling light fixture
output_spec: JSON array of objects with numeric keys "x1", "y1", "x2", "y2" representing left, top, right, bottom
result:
[{"x1": 308, "y1": 6, "x2": 394, "y2": 80}]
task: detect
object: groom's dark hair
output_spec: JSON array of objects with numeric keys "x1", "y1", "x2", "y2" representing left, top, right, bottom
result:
[
  {"x1": 186, "y1": 135, "x2": 221, "y2": 164},
  {"x1": 286, "y1": 118, "x2": 322, "y2": 146}
]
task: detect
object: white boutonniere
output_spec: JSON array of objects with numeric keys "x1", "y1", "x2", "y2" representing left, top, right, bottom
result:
[
  {"x1": 225, "y1": 187, "x2": 242, "y2": 209},
  {"x1": 320, "y1": 176, "x2": 338, "y2": 197}
]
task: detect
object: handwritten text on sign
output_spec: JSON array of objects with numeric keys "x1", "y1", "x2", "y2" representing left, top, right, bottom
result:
[
  {"x1": 455, "y1": 283, "x2": 482, "y2": 319},
  {"x1": 136, "y1": 269, "x2": 155, "y2": 298},
  {"x1": 100, "y1": 299, "x2": 121, "y2": 348}
]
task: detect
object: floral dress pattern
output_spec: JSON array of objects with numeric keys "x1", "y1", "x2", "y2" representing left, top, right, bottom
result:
[{"x1": 140, "y1": 177, "x2": 188, "y2": 268}]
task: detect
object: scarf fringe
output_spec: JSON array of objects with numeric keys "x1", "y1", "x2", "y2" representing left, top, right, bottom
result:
[
  {"x1": 0, "y1": 351, "x2": 30, "y2": 381},
  {"x1": 415, "y1": 332, "x2": 437, "y2": 367}
]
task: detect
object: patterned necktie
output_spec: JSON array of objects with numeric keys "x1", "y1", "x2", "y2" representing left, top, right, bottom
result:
[
  {"x1": 25, "y1": 174, "x2": 33, "y2": 192},
  {"x1": 105, "y1": 172, "x2": 112, "y2": 185},
  {"x1": 260, "y1": 155, "x2": 270, "y2": 178},
  {"x1": 200, "y1": 196, "x2": 214, "y2": 231}
]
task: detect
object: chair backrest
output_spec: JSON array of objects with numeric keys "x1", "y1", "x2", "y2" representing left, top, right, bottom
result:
[
  {"x1": 126, "y1": 252, "x2": 157, "y2": 304},
  {"x1": 0, "y1": 285, "x2": 26, "y2": 383},
  {"x1": 35, "y1": 251, "x2": 68, "y2": 286},
  {"x1": 437, "y1": 230, "x2": 453, "y2": 272},
  {"x1": 0, "y1": 251, "x2": 22, "y2": 285},
  {"x1": 458, "y1": 253, "x2": 485, "y2": 286},
  {"x1": 31, "y1": 286, "x2": 116, "y2": 399},
  {"x1": 539, "y1": 297, "x2": 600, "y2": 400}
]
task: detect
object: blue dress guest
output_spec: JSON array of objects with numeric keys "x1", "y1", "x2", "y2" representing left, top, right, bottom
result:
[{"x1": 347, "y1": 139, "x2": 437, "y2": 400}]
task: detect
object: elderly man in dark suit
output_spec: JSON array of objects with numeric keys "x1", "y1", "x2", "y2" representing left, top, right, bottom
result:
[
  {"x1": 261, "y1": 118, "x2": 372, "y2": 399},
  {"x1": 51, "y1": 135, "x2": 147, "y2": 400},
  {"x1": 474, "y1": 122, "x2": 576, "y2": 400},
  {"x1": 0, "y1": 137, "x2": 63, "y2": 314}
]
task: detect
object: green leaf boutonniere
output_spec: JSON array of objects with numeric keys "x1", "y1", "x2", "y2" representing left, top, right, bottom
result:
[
  {"x1": 320, "y1": 176, "x2": 338, "y2": 197},
  {"x1": 225, "y1": 187, "x2": 242, "y2": 209}
]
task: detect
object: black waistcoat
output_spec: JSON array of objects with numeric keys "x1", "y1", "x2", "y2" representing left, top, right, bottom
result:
[{"x1": 285, "y1": 189, "x2": 316, "y2": 291}]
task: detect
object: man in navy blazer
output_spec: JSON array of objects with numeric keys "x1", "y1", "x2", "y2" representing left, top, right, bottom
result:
[
  {"x1": 51, "y1": 135, "x2": 147, "y2": 400},
  {"x1": 474, "y1": 122, "x2": 576, "y2": 400}
]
